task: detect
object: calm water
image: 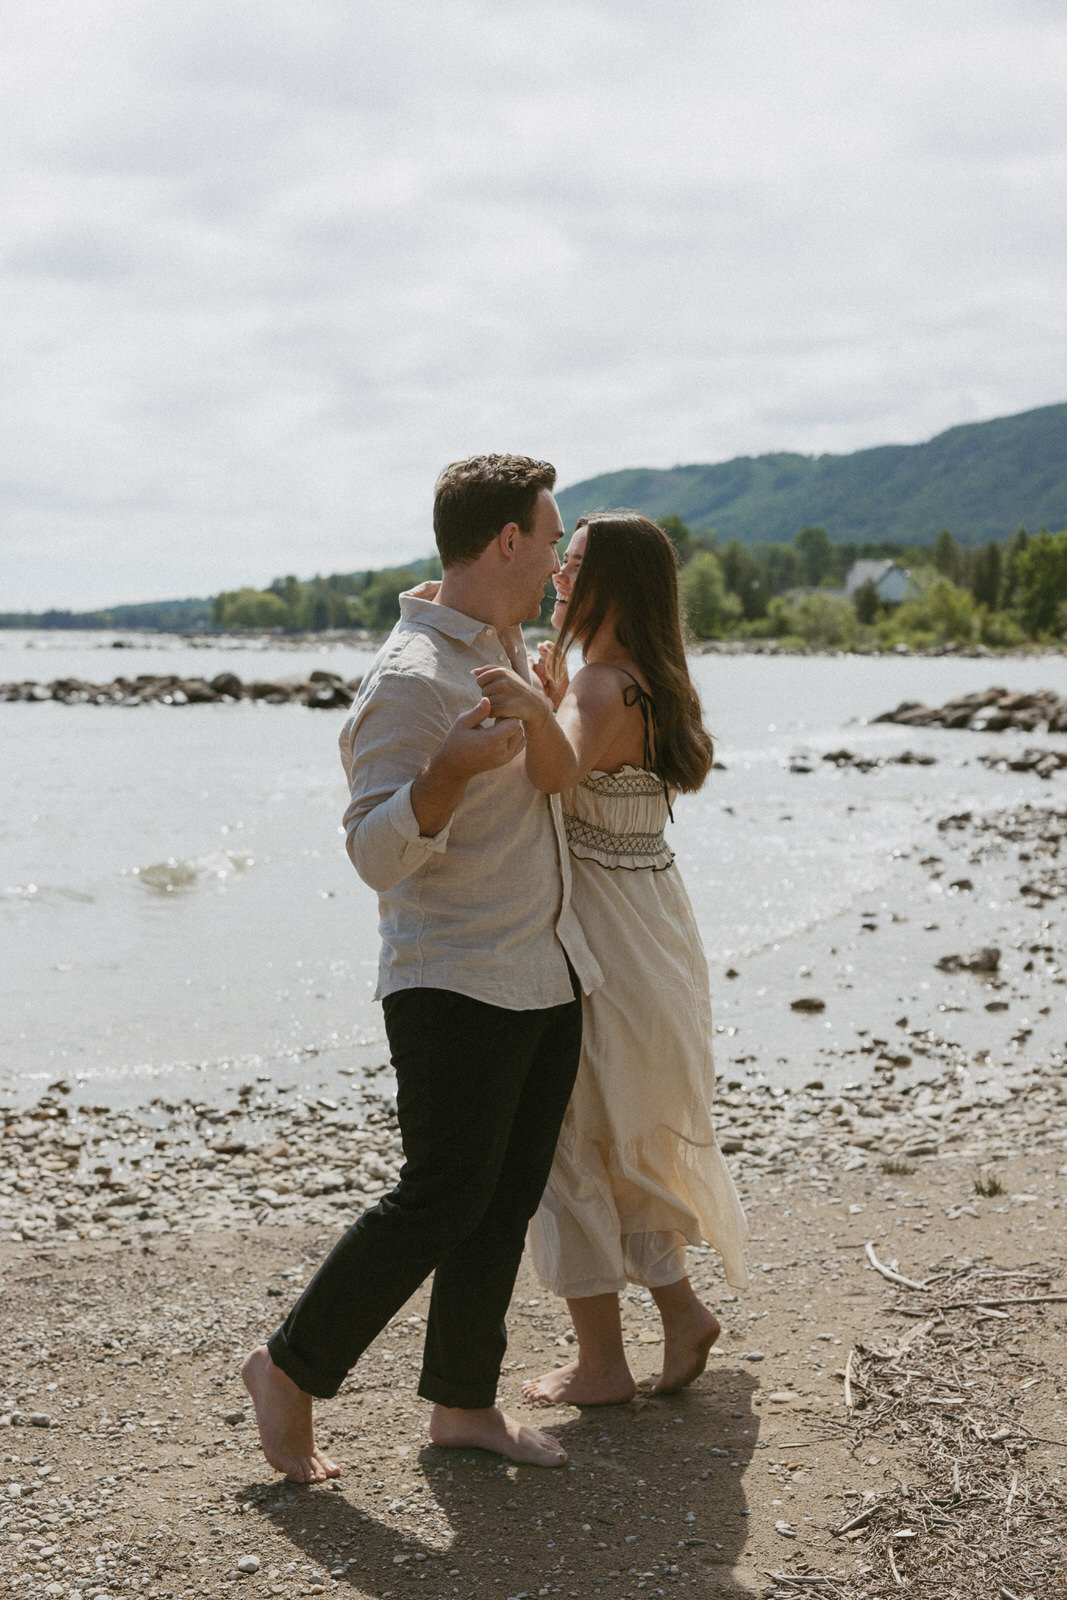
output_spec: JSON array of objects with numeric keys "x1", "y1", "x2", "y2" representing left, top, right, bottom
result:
[{"x1": 3, "y1": 630, "x2": 1066, "y2": 1106}]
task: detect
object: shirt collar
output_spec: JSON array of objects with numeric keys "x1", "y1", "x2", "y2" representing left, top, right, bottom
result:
[{"x1": 400, "y1": 584, "x2": 504, "y2": 647}]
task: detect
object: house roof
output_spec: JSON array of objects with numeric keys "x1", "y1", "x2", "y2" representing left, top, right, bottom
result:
[{"x1": 845, "y1": 559, "x2": 899, "y2": 596}]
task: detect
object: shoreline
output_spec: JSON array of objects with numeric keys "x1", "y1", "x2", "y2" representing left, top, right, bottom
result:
[
  {"x1": 5, "y1": 759, "x2": 1067, "y2": 1246},
  {"x1": 3, "y1": 620, "x2": 1067, "y2": 660}
]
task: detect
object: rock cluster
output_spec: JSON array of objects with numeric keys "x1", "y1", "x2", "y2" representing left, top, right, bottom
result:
[
  {"x1": 819, "y1": 748, "x2": 937, "y2": 772},
  {"x1": 0, "y1": 670, "x2": 360, "y2": 708},
  {"x1": 4, "y1": 1044, "x2": 1066, "y2": 1249},
  {"x1": 875, "y1": 686, "x2": 1067, "y2": 733},
  {"x1": 977, "y1": 745, "x2": 1067, "y2": 779},
  {"x1": 0, "y1": 1077, "x2": 403, "y2": 1246},
  {"x1": 938, "y1": 801, "x2": 1067, "y2": 903}
]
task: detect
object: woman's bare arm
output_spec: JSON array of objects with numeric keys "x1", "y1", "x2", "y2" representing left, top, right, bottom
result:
[{"x1": 476, "y1": 663, "x2": 631, "y2": 793}]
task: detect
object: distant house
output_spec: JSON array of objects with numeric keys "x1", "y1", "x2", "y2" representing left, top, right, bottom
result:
[{"x1": 844, "y1": 560, "x2": 910, "y2": 605}]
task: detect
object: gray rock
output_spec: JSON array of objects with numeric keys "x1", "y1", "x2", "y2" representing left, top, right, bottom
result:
[{"x1": 936, "y1": 946, "x2": 1000, "y2": 973}]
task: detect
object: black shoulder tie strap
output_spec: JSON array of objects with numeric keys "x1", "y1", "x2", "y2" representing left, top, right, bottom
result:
[{"x1": 619, "y1": 671, "x2": 675, "y2": 823}]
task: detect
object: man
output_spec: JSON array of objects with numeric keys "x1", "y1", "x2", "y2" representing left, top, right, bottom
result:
[{"x1": 243, "y1": 454, "x2": 600, "y2": 1479}]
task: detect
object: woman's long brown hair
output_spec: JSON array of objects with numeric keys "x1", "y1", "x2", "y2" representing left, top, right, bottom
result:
[{"x1": 551, "y1": 512, "x2": 714, "y2": 793}]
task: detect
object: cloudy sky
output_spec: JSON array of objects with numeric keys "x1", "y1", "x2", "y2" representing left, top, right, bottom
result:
[{"x1": 5, "y1": 0, "x2": 1067, "y2": 609}]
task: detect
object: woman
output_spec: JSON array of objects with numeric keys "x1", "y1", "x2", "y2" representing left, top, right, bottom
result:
[{"x1": 475, "y1": 512, "x2": 747, "y2": 1407}]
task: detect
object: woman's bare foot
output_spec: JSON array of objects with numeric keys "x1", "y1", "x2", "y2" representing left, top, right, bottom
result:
[
  {"x1": 241, "y1": 1346, "x2": 340, "y2": 1483},
  {"x1": 522, "y1": 1357, "x2": 637, "y2": 1407},
  {"x1": 650, "y1": 1299, "x2": 720, "y2": 1394},
  {"x1": 428, "y1": 1404, "x2": 568, "y2": 1467},
  {"x1": 523, "y1": 1292, "x2": 635, "y2": 1406}
]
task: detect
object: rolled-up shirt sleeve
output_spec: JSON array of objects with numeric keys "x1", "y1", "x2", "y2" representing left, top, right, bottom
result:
[{"x1": 341, "y1": 672, "x2": 456, "y2": 892}]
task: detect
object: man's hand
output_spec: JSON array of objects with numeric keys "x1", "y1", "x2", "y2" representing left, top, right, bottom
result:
[
  {"x1": 439, "y1": 696, "x2": 527, "y2": 775},
  {"x1": 410, "y1": 697, "x2": 525, "y2": 837},
  {"x1": 473, "y1": 665, "x2": 552, "y2": 730}
]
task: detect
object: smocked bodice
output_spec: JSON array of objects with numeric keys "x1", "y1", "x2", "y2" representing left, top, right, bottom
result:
[{"x1": 561, "y1": 766, "x2": 675, "y2": 872}]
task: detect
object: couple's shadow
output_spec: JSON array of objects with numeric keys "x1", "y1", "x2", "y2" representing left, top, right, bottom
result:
[{"x1": 238, "y1": 1373, "x2": 759, "y2": 1597}]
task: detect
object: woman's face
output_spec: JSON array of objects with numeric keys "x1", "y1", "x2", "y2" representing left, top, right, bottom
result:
[{"x1": 551, "y1": 526, "x2": 587, "y2": 631}]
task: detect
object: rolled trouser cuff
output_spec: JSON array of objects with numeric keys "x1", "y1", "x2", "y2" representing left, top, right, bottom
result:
[
  {"x1": 417, "y1": 1364, "x2": 498, "y2": 1411},
  {"x1": 266, "y1": 1327, "x2": 346, "y2": 1400}
]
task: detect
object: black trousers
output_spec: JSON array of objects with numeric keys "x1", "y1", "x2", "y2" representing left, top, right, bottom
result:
[{"x1": 267, "y1": 978, "x2": 581, "y2": 1409}]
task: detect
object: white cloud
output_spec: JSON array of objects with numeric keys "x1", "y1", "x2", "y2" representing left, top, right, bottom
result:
[{"x1": 2, "y1": 0, "x2": 1066, "y2": 607}]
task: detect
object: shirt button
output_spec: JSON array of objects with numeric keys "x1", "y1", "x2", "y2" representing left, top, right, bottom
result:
[{"x1": 498, "y1": 654, "x2": 507, "y2": 664}]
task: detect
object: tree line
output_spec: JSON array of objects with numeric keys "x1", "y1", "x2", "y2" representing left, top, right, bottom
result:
[
  {"x1": 211, "y1": 521, "x2": 1067, "y2": 648},
  {"x1": 210, "y1": 561, "x2": 442, "y2": 633},
  {"x1": 7, "y1": 524, "x2": 1066, "y2": 647},
  {"x1": 671, "y1": 520, "x2": 1067, "y2": 649}
]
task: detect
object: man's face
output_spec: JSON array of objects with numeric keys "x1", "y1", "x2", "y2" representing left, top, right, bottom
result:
[{"x1": 511, "y1": 489, "x2": 565, "y2": 622}]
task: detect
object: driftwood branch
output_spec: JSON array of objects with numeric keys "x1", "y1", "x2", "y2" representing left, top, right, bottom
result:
[
  {"x1": 865, "y1": 1241, "x2": 928, "y2": 1290},
  {"x1": 943, "y1": 1293, "x2": 1067, "y2": 1310},
  {"x1": 886, "y1": 1541, "x2": 906, "y2": 1586},
  {"x1": 767, "y1": 1578, "x2": 843, "y2": 1589},
  {"x1": 1004, "y1": 1468, "x2": 1018, "y2": 1527},
  {"x1": 832, "y1": 1501, "x2": 880, "y2": 1536}
]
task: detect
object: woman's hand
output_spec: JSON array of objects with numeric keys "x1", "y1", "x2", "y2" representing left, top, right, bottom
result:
[
  {"x1": 529, "y1": 642, "x2": 568, "y2": 710},
  {"x1": 472, "y1": 665, "x2": 552, "y2": 730}
]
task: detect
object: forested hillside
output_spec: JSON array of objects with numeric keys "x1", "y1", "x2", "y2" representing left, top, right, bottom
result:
[{"x1": 556, "y1": 402, "x2": 1067, "y2": 547}]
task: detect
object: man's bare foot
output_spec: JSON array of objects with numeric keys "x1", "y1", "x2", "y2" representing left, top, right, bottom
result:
[
  {"x1": 650, "y1": 1305, "x2": 721, "y2": 1394},
  {"x1": 428, "y1": 1404, "x2": 568, "y2": 1467},
  {"x1": 241, "y1": 1346, "x2": 340, "y2": 1483},
  {"x1": 521, "y1": 1357, "x2": 637, "y2": 1407}
]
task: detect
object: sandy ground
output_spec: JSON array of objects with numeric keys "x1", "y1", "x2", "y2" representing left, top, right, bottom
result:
[
  {"x1": 2, "y1": 802, "x2": 1066, "y2": 1599},
  {"x1": 2, "y1": 1147, "x2": 1065, "y2": 1600}
]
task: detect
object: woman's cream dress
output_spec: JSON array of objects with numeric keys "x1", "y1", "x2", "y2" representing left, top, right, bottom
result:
[{"x1": 528, "y1": 765, "x2": 749, "y2": 1297}]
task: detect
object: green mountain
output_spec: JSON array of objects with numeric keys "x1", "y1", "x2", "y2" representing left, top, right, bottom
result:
[{"x1": 556, "y1": 401, "x2": 1067, "y2": 547}]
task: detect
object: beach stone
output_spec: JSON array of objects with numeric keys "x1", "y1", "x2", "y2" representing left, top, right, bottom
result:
[
  {"x1": 248, "y1": 680, "x2": 293, "y2": 700},
  {"x1": 936, "y1": 946, "x2": 1000, "y2": 973},
  {"x1": 183, "y1": 679, "x2": 219, "y2": 702},
  {"x1": 237, "y1": 1554, "x2": 261, "y2": 1574},
  {"x1": 211, "y1": 671, "x2": 244, "y2": 697}
]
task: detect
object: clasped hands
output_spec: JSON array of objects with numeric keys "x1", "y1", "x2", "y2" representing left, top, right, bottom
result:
[{"x1": 472, "y1": 665, "x2": 553, "y2": 733}]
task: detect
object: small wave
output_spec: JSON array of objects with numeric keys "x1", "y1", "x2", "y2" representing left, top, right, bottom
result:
[
  {"x1": 1, "y1": 882, "x2": 95, "y2": 905},
  {"x1": 129, "y1": 850, "x2": 254, "y2": 894}
]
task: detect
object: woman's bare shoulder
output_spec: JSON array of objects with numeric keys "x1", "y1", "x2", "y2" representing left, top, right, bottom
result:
[{"x1": 568, "y1": 660, "x2": 643, "y2": 700}]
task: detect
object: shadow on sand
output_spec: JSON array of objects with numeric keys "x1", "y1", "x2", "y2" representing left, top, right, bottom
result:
[{"x1": 239, "y1": 1370, "x2": 760, "y2": 1598}]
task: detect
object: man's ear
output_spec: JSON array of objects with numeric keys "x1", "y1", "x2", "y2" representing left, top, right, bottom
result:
[{"x1": 496, "y1": 521, "x2": 522, "y2": 561}]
